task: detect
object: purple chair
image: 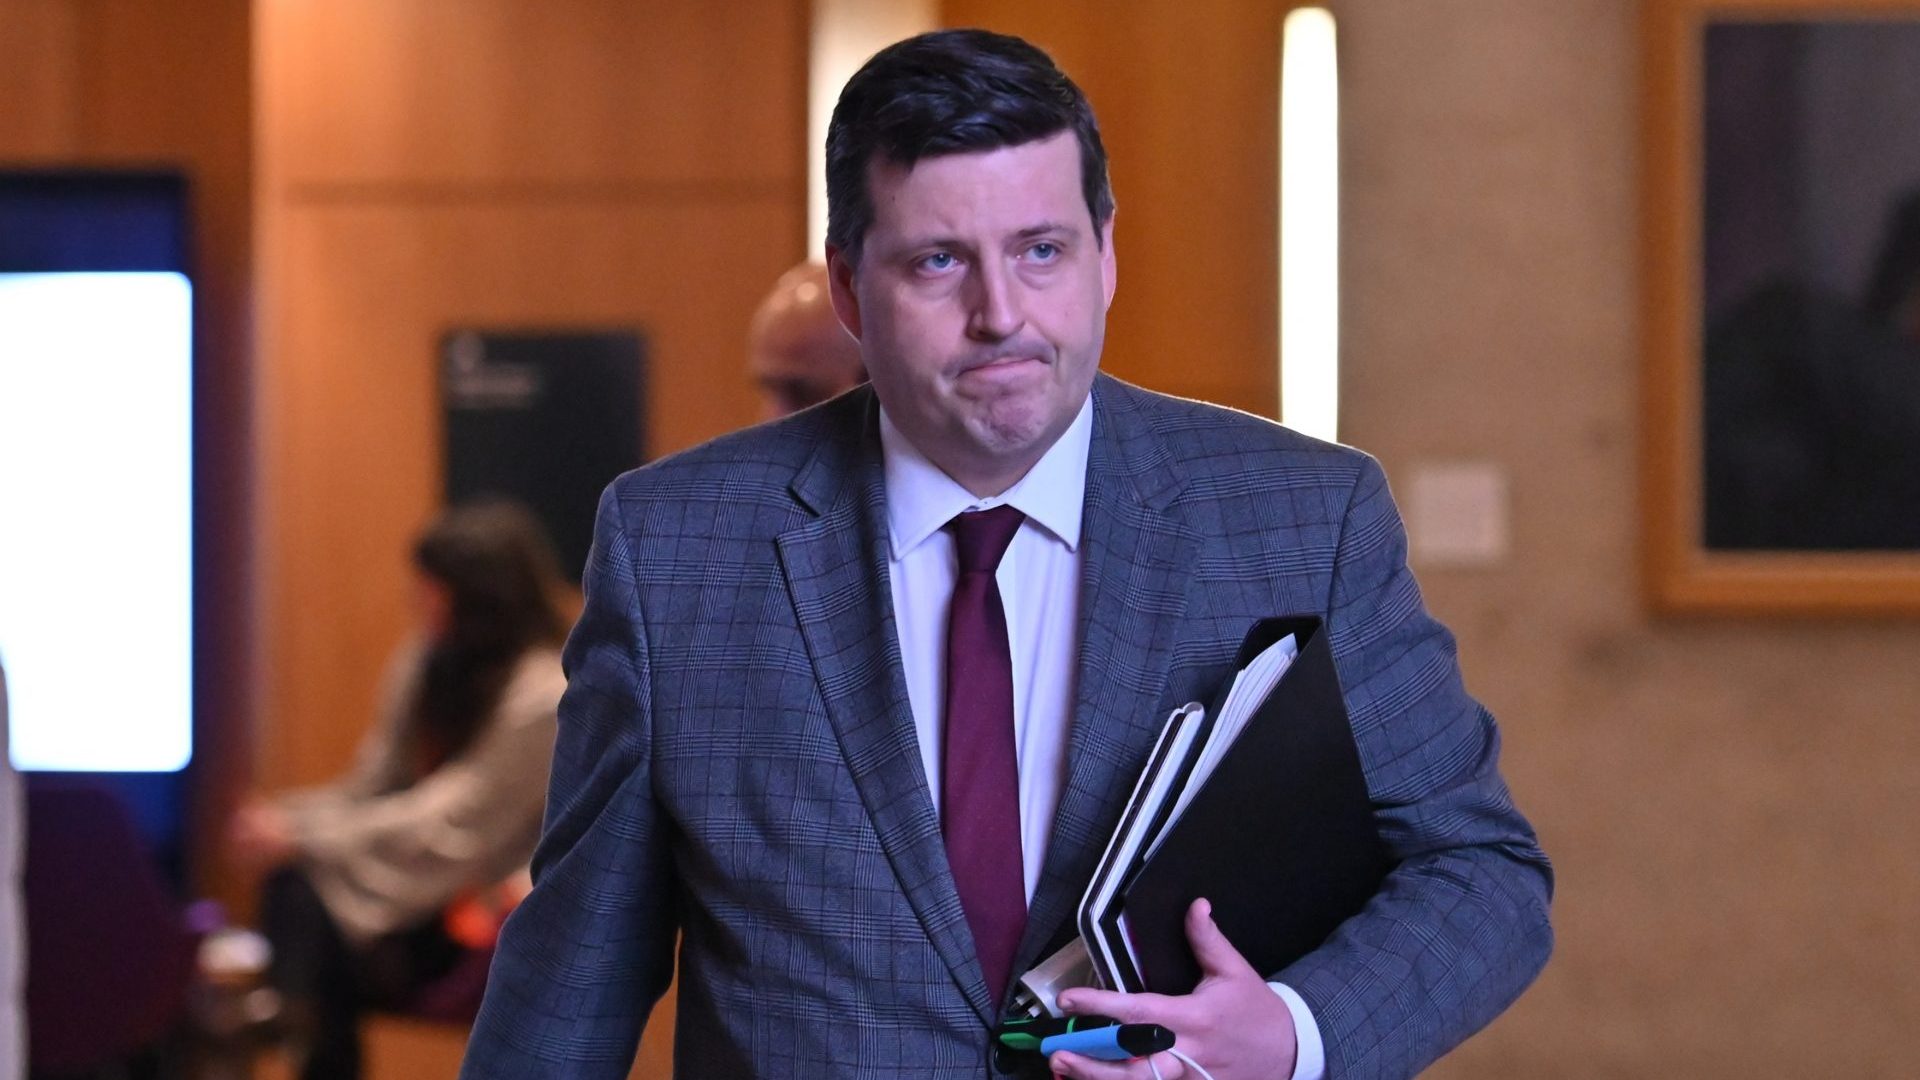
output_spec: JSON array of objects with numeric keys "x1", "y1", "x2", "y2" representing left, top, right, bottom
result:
[
  {"x1": 394, "y1": 945, "x2": 496, "y2": 1023},
  {"x1": 22, "y1": 778, "x2": 197, "y2": 1074}
]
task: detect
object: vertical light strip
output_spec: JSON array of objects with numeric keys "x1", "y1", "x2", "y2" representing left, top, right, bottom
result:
[
  {"x1": 809, "y1": 0, "x2": 939, "y2": 258},
  {"x1": 1280, "y1": 6, "x2": 1340, "y2": 441}
]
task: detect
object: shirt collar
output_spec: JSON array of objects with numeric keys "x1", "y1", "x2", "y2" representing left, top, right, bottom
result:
[{"x1": 879, "y1": 394, "x2": 1093, "y2": 560}]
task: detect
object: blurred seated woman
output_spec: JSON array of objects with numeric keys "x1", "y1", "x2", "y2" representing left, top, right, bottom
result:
[{"x1": 229, "y1": 502, "x2": 571, "y2": 1080}]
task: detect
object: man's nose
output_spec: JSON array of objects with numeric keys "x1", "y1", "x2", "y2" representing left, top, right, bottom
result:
[{"x1": 965, "y1": 261, "x2": 1025, "y2": 342}]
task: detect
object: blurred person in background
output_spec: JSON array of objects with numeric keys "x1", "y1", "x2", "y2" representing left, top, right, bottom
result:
[
  {"x1": 229, "y1": 502, "x2": 570, "y2": 1080},
  {"x1": 1, "y1": 657, "x2": 21, "y2": 1080},
  {"x1": 748, "y1": 260, "x2": 866, "y2": 419}
]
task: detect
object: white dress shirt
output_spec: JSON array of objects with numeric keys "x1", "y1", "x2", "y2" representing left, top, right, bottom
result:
[
  {"x1": 882, "y1": 400, "x2": 1089, "y2": 902},
  {"x1": 879, "y1": 398, "x2": 1325, "y2": 1080}
]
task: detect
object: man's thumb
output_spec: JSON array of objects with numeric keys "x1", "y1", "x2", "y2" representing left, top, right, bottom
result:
[{"x1": 1186, "y1": 898, "x2": 1257, "y2": 978}]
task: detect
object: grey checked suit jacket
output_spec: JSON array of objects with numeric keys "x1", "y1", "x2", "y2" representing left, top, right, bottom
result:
[{"x1": 462, "y1": 375, "x2": 1553, "y2": 1080}]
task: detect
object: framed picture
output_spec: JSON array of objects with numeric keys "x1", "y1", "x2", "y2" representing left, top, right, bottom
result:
[{"x1": 1643, "y1": 0, "x2": 1920, "y2": 614}]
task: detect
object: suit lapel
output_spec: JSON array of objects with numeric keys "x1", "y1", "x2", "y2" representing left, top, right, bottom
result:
[
  {"x1": 774, "y1": 396, "x2": 997, "y2": 1023},
  {"x1": 1017, "y1": 378, "x2": 1198, "y2": 982}
]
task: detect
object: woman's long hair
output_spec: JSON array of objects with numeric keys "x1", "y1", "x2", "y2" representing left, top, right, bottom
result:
[{"x1": 408, "y1": 501, "x2": 569, "y2": 770}]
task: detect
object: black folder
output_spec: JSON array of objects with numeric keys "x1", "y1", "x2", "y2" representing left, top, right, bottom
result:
[{"x1": 1114, "y1": 616, "x2": 1392, "y2": 994}]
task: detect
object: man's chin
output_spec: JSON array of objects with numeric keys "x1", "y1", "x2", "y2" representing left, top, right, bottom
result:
[{"x1": 963, "y1": 407, "x2": 1069, "y2": 463}]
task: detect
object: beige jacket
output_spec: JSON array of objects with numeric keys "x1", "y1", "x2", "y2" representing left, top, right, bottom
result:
[{"x1": 280, "y1": 643, "x2": 564, "y2": 944}]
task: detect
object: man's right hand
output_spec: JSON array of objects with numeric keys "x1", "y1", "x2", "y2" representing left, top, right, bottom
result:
[{"x1": 1047, "y1": 899, "x2": 1300, "y2": 1080}]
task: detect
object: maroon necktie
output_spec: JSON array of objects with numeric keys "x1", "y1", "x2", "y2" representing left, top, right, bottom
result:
[{"x1": 942, "y1": 505, "x2": 1028, "y2": 1003}]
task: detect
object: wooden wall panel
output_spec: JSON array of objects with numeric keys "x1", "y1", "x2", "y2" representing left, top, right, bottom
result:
[
  {"x1": 256, "y1": 0, "x2": 807, "y2": 786},
  {"x1": 265, "y1": 0, "x2": 805, "y2": 188},
  {"x1": 0, "y1": 0, "x2": 80, "y2": 156},
  {"x1": 939, "y1": 0, "x2": 1283, "y2": 417},
  {"x1": 258, "y1": 197, "x2": 796, "y2": 787}
]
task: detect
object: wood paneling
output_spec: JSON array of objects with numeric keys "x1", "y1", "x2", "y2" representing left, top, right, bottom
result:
[
  {"x1": 264, "y1": 0, "x2": 805, "y2": 189},
  {"x1": 257, "y1": 197, "x2": 795, "y2": 787},
  {"x1": 940, "y1": 0, "x2": 1283, "y2": 417},
  {"x1": 0, "y1": 0, "x2": 81, "y2": 156},
  {"x1": 255, "y1": 0, "x2": 806, "y2": 785}
]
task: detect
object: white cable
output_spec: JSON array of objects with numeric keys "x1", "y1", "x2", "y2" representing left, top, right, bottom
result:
[
  {"x1": 1171, "y1": 1050, "x2": 1217, "y2": 1080},
  {"x1": 1146, "y1": 1049, "x2": 1218, "y2": 1080}
]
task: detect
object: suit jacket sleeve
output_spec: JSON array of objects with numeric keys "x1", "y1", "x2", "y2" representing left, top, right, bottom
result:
[
  {"x1": 1274, "y1": 454, "x2": 1554, "y2": 1079},
  {"x1": 462, "y1": 484, "x2": 678, "y2": 1078}
]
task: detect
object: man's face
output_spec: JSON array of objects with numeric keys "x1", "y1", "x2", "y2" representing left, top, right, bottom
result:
[{"x1": 828, "y1": 130, "x2": 1116, "y2": 495}]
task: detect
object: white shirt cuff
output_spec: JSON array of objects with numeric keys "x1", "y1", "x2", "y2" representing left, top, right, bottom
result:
[{"x1": 1267, "y1": 981, "x2": 1326, "y2": 1080}]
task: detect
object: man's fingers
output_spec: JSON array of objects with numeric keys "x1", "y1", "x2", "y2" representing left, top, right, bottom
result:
[
  {"x1": 1186, "y1": 897, "x2": 1259, "y2": 980},
  {"x1": 1055, "y1": 986, "x2": 1175, "y2": 1024},
  {"x1": 1048, "y1": 1050, "x2": 1179, "y2": 1080}
]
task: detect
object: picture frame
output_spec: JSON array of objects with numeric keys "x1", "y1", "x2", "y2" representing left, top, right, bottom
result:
[{"x1": 1642, "y1": 0, "x2": 1920, "y2": 615}]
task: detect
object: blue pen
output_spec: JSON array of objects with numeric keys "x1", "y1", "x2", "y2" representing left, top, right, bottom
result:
[{"x1": 1039, "y1": 1022, "x2": 1176, "y2": 1061}]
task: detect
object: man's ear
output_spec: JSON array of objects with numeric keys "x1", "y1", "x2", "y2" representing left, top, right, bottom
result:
[
  {"x1": 825, "y1": 245, "x2": 862, "y2": 340},
  {"x1": 1098, "y1": 217, "x2": 1118, "y2": 309}
]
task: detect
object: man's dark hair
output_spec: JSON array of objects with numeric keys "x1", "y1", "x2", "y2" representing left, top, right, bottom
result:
[{"x1": 825, "y1": 28, "x2": 1114, "y2": 265}]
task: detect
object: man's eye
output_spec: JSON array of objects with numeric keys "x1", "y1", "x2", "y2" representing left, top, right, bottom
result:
[
  {"x1": 1028, "y1": 242, "x2": 1060, "y2": 262},
  {"x1": 920, "y1": 252, "x2": 957, "y2": 272}
]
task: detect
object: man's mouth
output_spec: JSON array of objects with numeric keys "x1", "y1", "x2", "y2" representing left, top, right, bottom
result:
[{"x1": 958, "y1": 353, "x2": 1046, "y2": 377}]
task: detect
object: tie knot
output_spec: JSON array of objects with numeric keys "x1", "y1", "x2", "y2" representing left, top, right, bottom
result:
[{"x1": 948, "y1": 505, "x2": 1026, "y2": 574}]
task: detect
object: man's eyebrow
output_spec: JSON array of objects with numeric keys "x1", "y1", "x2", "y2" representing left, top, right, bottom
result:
[
  {"x1": 905, "y1": 234, "x2": 971, "y2": 252},
  {"x1": 1013, "y1": 222, "x2": 1078, "y2": 240},
  {"x1": 880, "y1": 222, "x2": 1081, "y2": 260},
  {"x1": 874, "y1": 231, "x2": 971, "y2": 259}
]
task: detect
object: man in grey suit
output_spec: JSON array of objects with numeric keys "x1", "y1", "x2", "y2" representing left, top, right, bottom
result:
[{"x1": 463, "y1": 28, "x2": 1551, "y2": 1080}]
